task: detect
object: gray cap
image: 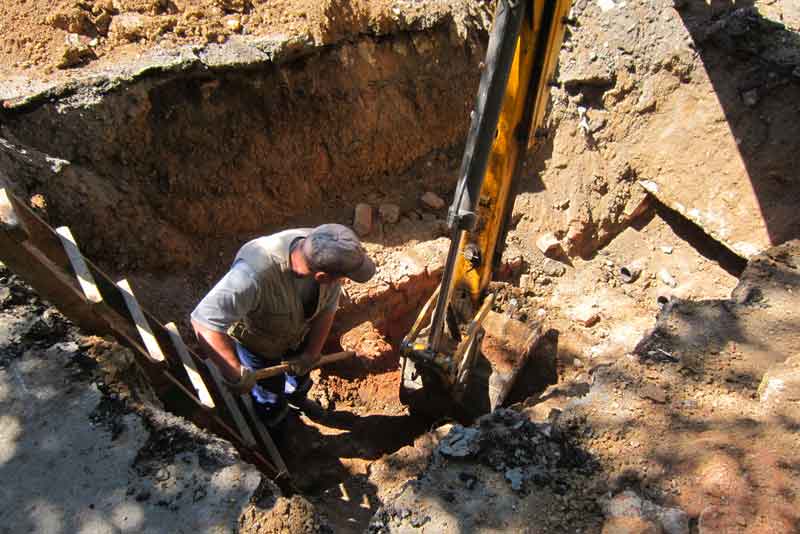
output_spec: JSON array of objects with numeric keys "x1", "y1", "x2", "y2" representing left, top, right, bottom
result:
[{"x1": 301, "y1": 224, "x2": 376, "y2": 283}]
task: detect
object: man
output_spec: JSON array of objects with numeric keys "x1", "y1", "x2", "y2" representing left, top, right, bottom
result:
[{"x1": 190, "y1": 224, "x2": 376, "y2": 427}]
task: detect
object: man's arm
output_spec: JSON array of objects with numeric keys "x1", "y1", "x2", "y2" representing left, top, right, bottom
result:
[
  {"x1": 190, "y1": 261, "x2": 260, "y2": 383},
  {"x1": 192, "y1": 319, "x2": 242, "y2": 383},
  {"x1": 304, "y1": 306, "x2": 336, "y2": 360},
  {"x1": 288, "y1": 292, "x2": 338, "y2": 375}
]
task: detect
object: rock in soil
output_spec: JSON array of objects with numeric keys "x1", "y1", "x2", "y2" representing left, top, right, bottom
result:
[{"x1": 420, "y1": 191, "x2": 446, "y2": 210}]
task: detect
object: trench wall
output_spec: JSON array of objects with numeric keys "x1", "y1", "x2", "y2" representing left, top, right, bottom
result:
[{"x1": 0, "y1": 24, "x2": 486, "y2": 271}]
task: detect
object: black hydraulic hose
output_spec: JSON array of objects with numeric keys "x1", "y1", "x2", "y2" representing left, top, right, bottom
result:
[
  {"x1": 448, "y1": 0, "x2": 527, "y2": 232},
  {"x1": 431, "y1": 0, "x2": 527, "y2": 353}
]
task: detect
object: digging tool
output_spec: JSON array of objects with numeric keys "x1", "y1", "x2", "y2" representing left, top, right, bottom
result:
[{"x1": 234, "y1": 350, "x2": 355, "y2": 391}]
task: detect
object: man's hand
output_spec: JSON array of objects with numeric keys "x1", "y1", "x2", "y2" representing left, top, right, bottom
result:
[
  {"x1": 222, "y1": 365, "x2": 257, "y2": 394},
  {"x1": 285, "y1": 351, "x2": 320, "y2": 376}
]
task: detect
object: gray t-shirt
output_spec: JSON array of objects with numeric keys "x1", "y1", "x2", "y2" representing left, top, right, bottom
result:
[{"x1": 192, "y1": 259, "x2": 337, "y2": 334}]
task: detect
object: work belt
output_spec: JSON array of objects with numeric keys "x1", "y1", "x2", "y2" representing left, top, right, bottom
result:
[{"x1": 227, "y1": 321, "x2": 304, "y2": 365}]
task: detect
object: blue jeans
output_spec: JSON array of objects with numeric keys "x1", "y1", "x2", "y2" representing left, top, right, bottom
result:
[{"x1": 235, "y1": 343, "x2": 311, "y2": 414}]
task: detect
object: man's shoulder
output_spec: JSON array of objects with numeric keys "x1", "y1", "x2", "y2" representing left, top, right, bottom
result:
[{"x1": 235, "y1": 228, "x2": 312, "y2": 273}]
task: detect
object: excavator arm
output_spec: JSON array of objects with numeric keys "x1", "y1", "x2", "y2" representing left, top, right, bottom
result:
[{"x1": 400, "y1": 0, "x2": 572, "y2": 416}]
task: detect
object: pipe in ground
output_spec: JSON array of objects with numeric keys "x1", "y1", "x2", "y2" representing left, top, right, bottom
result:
[{"x1": 618, "y1": 260, "x2": 644, "y2": 283}]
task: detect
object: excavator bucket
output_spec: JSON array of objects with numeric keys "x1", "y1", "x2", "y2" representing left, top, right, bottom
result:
[{"x1": 478, "y1": 311, "x2": 543, "y2": 410}]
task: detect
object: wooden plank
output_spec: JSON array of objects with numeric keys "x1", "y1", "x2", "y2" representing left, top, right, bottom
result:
[
  {"x1": 204, "y1": 360, "x2": 257, "y2": 447},
  {"x1": 165, "y1": 322, "x2": 215, "y2": 409},
  {"x1": 116, "y1": 278, "x2": 165, "y2": 363},
  {"x1": 3, "y1": 188, "x2": 70, "y2": 266},
  {"x1": 55, "y1": 226, "x2": 103, "y2": 304},
  {"x1": 240, "y1": 394, "x2": 289, "y2": 478},
  {"x1": 0, "y1": 188, "x2": 28, "y2": 243},
  {"x1": 0, "y1": 236, "x2": 110, "y2": 335}
]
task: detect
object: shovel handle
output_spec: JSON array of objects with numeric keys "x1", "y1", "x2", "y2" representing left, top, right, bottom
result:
[{"x1": 250, "y1": 350, "x2": 355, "y2": 381}]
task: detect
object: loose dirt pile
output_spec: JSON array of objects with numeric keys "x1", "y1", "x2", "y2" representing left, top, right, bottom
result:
[
  {"x1": 369, "y1": 241, "x2": 800, "y2": 534},
  {"x1": 0, "y1": 0, "x2": 486, "y2": 77}
]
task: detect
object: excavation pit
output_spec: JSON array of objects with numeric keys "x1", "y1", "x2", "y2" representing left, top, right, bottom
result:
[{"x1": 0, "y1": 13, "x2": 493, "y2": 496}]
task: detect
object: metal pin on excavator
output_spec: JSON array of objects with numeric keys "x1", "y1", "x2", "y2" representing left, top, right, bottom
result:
[{"x1": 400, "y1": 0, "x2": 572, "y2": 416}]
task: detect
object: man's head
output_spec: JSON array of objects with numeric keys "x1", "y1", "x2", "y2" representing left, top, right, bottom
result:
[{"x1": 299, "y1": 224, "x2": 376, "y2": 284}]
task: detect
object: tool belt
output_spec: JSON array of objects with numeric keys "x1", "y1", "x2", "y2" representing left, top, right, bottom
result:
[{"x1": 228, "y1": 321, "x2": 304, "y2": 365}]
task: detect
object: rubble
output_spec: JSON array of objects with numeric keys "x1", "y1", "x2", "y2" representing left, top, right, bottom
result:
[
  {"x1": 536, "y1": 232, "x2": 562, "y2": 256},
  {"x1": 0, "y1": 271, "x2": 264, "y2": 533}
]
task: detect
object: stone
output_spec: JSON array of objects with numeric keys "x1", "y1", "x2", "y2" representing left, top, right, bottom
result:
[
  {"x1": 109, "y1": 13, "x2": 147, "y2": 42},
  {"x1": 420, "y1": 191, "x2": 446, "y2": 210},
  {"x1": 660, "y1": 246, "x2": 673, "y2": 254},
  {"x1": 569, "y1": 303, "x2": 600, "y2": 327},
  {"x1": 741, "y1": 89, "x2": 759, "y2": 107},
  {"x1": 224, "y1": 16, "x2": 242, "y2": 32},
  {"x1": 437, "y1": 425, "x2": 480, "y2": 458},
  {"x1": 542, "y1": 258, "x2": 566, "y2": 277},
  {"x1": 57, "y1": 43, "x2": 95, "y2": 69},
  {"x1": 353, "y1": 203, "x2": 373, "y2": 236},
  {"x1": 658, "y1": 508, "x2": 690, "y2": 534},
  {"x1": 0, "y1": 286, "x2": 11, "y2": 307},
  {"x1": 603, "y1": 490, "x2": 689, "y2": 534},
  {"x1": 45, "y1": 341, "x2": 80, "y2": 358},
  {"x1": 505, "y1": 468, "x2": 524, "y2": 492},
  {"x1": 658, "y1": 269, "x2": 677, "y2": 288},
  {"x1": 536, "y1": 233, "x2": 562, "y2": 256},
  {"x1": 604, "y1": 490, "x2": 644, "y2": 518},
  {"x1": 639, "y1": 382, "x2": 667, "y2": 403},
  {"x1": 697, "y1": 505, "x2": 732, "y2": 534},
  {"x1": 697, "y1": 452, "x2": 749, "y2": 499},
  {"x1": 757, "y1": 354, "x2": 800, "y2": 403},
  {"x1": 339, "y1": 321, "x2": 393, "y2": 370},
  {"x1": 378, "y1": 203, "x2": 401, "y2": 224}
]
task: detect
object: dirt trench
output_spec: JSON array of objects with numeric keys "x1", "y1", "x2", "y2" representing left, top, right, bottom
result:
[
  {"x1": 0, "y1": 13, "x2": 499, "y2": 530},
  {"x1": 2, "y1": 0, "x2": 800, "y2": 532},
  {"x1": 0, "y1": 22, "x2": 485, "y2": 274},
  {"x1": 0, "y1": 12, "x2": 566, "y2": 527}
]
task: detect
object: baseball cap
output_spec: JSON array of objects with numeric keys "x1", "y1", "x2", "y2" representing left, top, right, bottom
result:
[{"x1": 301, "y1": 224, "x2": 376, "y2": 283}]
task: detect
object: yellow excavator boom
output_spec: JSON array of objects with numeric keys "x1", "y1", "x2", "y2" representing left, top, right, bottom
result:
[{"x1": 400, "y1": 0, "x2": 573, "y2": 416}]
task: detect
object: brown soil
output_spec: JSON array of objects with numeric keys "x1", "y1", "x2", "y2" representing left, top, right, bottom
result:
[
  {"x1": 0, "y1": 0, "x2": 481, "y2": 79},
  {"x1": 1, "y1": 0, "x2": 799, "y2": 532}
]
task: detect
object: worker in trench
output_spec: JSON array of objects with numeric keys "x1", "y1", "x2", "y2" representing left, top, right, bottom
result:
[{"x1": 190, "y1": 224, "x2": 376, "y2": 429}]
